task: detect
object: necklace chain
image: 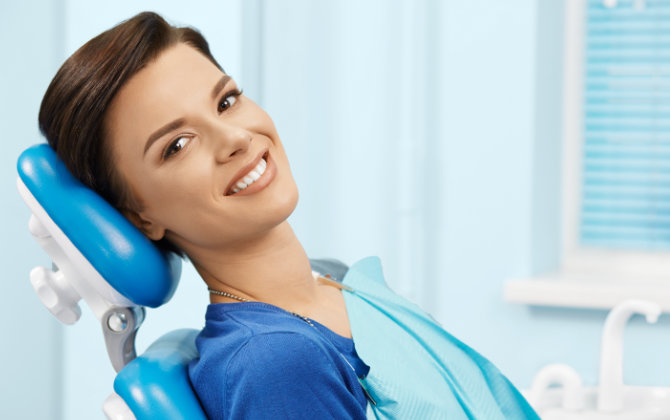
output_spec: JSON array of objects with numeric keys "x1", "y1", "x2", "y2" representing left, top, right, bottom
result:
[
  {"x1": 208, "y1": 288, "x2": 251, "y2": 302},
  {"x1": 206, "y1": 276, "x2": 344, "y2": 328}
]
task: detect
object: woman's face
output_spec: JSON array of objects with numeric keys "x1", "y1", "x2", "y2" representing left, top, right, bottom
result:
[{"x1": 105, "y1": 43, "x2": 299, "y2": 254}]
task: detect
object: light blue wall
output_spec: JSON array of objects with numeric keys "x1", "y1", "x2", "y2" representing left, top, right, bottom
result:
[
  {"x1": 0, "y1": 2, "x2": 64, "y2": 419},
  {"x1": 5, "y1": 1, "x2": 670, "y2": 420},
  {"x1": 432, "y1": 0, "x2": 538, "y2": 380}
]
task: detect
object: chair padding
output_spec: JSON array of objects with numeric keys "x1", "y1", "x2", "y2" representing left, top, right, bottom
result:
[
  {"x1": 114, "y1": 329, "x2": 207, "y2": 419},
  {"x1": 17, "y1": 144, "x2": 180, "y2": 307}
]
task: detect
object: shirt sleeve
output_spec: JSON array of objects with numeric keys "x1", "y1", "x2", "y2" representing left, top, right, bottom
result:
[{"x1": 224, "y1": 332, "x2": 367, "y2": 420}]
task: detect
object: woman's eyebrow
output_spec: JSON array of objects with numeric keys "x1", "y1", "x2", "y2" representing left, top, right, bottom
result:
[
  {"x1": 144, "y1": 118, "x2": 186, "y2": 156},
  {"x1": 142, "y1": 75, "x2": 231, "y2": 157},
  {"x1": 211, "y1": 74, "x2": 231, "y2": 100}
]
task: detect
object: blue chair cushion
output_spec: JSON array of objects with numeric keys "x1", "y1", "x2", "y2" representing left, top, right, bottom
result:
[
  {"x1": 114, "y1": 329, "x2": 207, "y2": 419},
  {"x1": 17, "y1": 143, "x2": 180, "y2": 307}
]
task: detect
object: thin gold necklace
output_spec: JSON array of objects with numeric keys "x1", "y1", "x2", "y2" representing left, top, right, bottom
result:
[{"x1": 207, "y1": 274, "x2": 352, "y2": 327}]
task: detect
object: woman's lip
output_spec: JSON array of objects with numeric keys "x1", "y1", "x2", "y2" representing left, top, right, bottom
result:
[{"x1": 225, "y1": 151, "x2": 276, "y2": 197}]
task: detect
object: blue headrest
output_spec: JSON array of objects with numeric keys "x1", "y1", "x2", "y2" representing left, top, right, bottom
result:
[{"x1": 17, "y1": 144, "x2": 180, "y2": 308}]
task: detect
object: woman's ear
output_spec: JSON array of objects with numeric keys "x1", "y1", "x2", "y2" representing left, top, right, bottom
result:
[{"x1": 121, "y1": 208, "x2": 166, "y2": 241}]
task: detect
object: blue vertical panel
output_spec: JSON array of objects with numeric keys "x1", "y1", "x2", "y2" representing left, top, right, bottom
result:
[
  {"x1": 259, "y1": 0, "x2": 435, "y2": 302},
  {"x1": 531, "y1": 0, "x2": 564, "y2": 275},
  {"x1": 581, "y1": 0, "x2": 670, "y2": 249},
  {"x1": 1, "y1": 2, "x2": 65, "y2": 420}
]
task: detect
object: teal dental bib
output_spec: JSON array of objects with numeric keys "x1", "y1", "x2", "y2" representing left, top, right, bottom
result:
[{"x1": 340, "y1": 257, "x2": 539, "y2": 419}]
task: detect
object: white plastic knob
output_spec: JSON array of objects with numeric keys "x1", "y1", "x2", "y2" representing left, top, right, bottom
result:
[
  {"x1": 28, "y1": 214, "x2": 51, "y2": 239},
  {"x1": 30, "y1": 266, "x2": 82, "y2": 325}
]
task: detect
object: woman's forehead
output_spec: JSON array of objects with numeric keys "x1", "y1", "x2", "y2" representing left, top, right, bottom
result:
[
  {"x1": 117, "y1": 44, "x2": 223, "y2": 108},
  {"x1": 105, "y1": 44, "x2": 226, "y2": 149}
]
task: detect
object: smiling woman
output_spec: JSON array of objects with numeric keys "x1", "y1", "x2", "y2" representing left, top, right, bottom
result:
[
  {"x1": 104, "y1": 43, "x2": 296, "y2": 259},
  {"x1": 37, "y1": 11, "x2": 540, "y2": 420}
]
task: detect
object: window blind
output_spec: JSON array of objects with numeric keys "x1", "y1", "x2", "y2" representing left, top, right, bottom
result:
[{"x1": 580, "y1": 0, "x2": 670, "y2": 249}]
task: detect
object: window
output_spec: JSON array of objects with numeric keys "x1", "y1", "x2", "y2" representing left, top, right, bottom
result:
[{"x1": 505, "y1": 0, "x2": 670, "y2": 310}]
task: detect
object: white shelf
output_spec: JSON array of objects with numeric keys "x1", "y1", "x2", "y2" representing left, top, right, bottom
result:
[{"x1": 504, "y1": 272, "x2": 670, "y2": 312}]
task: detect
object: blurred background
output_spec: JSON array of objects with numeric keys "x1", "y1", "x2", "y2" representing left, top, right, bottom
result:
[{"x1": 2, "y1": 0, "x2": 669, "y2": 418}]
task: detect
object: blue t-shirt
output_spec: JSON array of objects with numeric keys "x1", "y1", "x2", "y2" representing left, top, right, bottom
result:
[{"x1": 188, "y1": 301, "x2": 370, "y2": 419}]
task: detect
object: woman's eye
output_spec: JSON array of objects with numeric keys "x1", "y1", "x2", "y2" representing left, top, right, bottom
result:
[
  {"x1": 218, "y1": 89, "x2": 242, "y2": 113},
  {"x1": 164, "y1": 136, "x2": 189, "y2": 159}
]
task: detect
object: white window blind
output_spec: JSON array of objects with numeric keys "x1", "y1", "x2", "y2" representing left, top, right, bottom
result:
[{"x1": 581, "y1": 0, "x2": 670, "y2": 250}]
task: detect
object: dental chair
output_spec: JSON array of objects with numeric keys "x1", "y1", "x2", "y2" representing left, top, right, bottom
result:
[{"x1": 17, "y1": 143, "x2": 207, "y2": 419}]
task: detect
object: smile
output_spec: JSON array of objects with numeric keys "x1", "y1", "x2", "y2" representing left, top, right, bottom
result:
[
  {"x1": 230, "y1": 157, "x2": 267, "y2": 194},
  {"x1": 225, "y1": 151, "x2": 276, "y2": 197}
]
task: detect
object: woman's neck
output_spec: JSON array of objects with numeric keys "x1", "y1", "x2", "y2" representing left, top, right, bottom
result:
[{"x1": 187, "y1": 222, "x2": 319, "y2": 310}]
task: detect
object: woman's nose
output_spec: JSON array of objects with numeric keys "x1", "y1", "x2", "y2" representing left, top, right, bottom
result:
[{"x1": 211, "y1": 121, "x2": 252, "y2": 163}]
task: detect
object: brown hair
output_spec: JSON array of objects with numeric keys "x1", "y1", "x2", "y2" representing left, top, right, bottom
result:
[{"x1": 39, "y1": 11, "x2": 223, "y2": 256}]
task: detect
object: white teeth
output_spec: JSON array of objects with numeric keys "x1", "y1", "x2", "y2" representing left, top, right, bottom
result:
[
  {"x1": 230, "y1": 157, "x2": 268, "y2": 194},
  {"x1": 249, "y1": 170, "x2": 261, "y2": 181}
]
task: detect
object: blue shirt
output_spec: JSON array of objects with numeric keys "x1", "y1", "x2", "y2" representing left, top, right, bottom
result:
[{"x1": 188, "y1": 301, "x2": 370, "y2": 419}]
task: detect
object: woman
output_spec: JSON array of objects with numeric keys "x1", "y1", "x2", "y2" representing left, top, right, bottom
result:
[{"x1": 39, "y1": 11, "x2": 539, "y2": 420}]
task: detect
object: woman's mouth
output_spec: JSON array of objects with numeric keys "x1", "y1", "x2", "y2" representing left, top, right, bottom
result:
[
  {"x1": 225, "y1": 151, "x2": 276, "y2": 196},
  {"x1": 230, "y1": 155, "x2": 267, "y2": 194}
]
